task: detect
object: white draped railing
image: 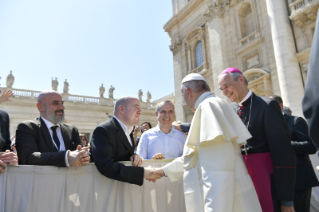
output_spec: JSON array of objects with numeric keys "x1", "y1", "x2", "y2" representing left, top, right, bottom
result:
[
  {"x1": 2, "y1": 158, "x2": 319, "y2": 212},
  {"x1": 0, "y1": 160, "x2": 185, "y2": 212}
]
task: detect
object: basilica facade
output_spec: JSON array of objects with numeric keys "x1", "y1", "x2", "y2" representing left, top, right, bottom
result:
[{"x1": 165, "y1": 0, "x2": 318, "y2": 122}]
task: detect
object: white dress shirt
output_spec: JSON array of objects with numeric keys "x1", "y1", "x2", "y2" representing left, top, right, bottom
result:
[
  {"x1": 113, "y1": 116, "x2": 133, "y2": 146},
  {"x1": 41, "y1": 117, "x2": 70, "y2": 166},
  {"x1": 136, "y1": 125, "x2": 187, "y2": 159}
]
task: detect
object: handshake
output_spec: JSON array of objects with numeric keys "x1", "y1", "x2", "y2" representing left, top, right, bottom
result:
[{"x1": 143, "y1": 167, "x2": 165, "y2": 182}]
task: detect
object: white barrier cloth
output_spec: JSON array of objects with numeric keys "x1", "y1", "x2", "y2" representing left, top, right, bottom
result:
[{"x1": 0, "y1": 160, "x2": 186, "y2": 212}]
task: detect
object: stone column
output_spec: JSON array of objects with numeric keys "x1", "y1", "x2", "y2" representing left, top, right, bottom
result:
[
  {"x1": 265, "y1": 0, "x2": 304, "y2": 116},
  {"x1": 206, "y1": 16, "x2": 228, "y2": 97},
  {"x1": 187, "y1": 46, "x2": 192, "y2": 72},
  {"x1": 202, "y1": 37, "x2": 208, "y2": 69}
]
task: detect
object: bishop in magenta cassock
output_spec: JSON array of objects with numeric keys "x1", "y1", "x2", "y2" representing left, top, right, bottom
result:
[{"x1": 218, "y1": 68, "x2": 296, "y2": 212}]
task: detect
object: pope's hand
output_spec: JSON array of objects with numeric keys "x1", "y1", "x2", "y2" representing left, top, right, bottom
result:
[{"x1": 144, "y1": 166, "x2": 163, "y2": 182}]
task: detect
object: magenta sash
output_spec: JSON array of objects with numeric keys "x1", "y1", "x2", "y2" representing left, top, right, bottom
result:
[{"x1": 242, "y1": 152, "x2": 274, "y2": 212}]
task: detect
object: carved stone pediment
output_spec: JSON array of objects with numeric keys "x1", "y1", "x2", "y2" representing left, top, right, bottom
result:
[
  {"x1": 185, "y1": 27, "x2": 205, "y2": 43},
  {"x1": 244, "y1": 69, "x2": 271, "y2": 97}
]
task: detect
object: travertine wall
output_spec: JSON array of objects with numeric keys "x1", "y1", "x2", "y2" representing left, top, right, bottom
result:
[{"x1": 165, "y1": 0, "x2": 318, "y2": 121}]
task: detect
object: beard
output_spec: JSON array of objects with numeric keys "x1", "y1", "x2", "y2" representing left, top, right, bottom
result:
[{"x1": 44, "y1": 104, "x2": 65, "y2": 124}]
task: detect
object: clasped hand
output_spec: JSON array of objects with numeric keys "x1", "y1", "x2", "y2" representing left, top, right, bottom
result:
[
  {"x1": 144, "y1": 167, "x2": 165, "y2": 182},
  {"x1": 68, "y1": 145, "x2": 90, "y2": 167},
  {"x1": 0, "y1": 150, "x2": 18, "y2": 173}
]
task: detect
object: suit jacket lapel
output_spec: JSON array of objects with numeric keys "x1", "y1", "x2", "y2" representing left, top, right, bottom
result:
[
  {"x1": 112, "y1": 117, "x2": 134, "y2": 155},
  {"x1": 39, "y1": 117, "x2": 57, "y2": 152}
]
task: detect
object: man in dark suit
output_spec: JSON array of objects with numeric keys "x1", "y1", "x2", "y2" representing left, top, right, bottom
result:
[
  {"x1": 271, "y1": 95, "x2": 319, "y2": 212},
  {"x1": 16, "y1": 90, "x2": 90, "y2": 167},
  {"x1": 91, "y1": 96, "x2": 157, "y2": 186},
  {"x1": 218, "y1": 68, "x2": 296, "y2": 212},
  {"x1": 302, "y1": 9, "x2": 319, "y2": 149},
  {"x1": 0, "y1": 89, "x2": 18, "y2": 173}
]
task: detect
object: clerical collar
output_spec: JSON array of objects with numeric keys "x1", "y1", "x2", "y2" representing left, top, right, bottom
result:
[
  {"x1": 238, "y1": 90, "x2": 252, "y2": 107},
  {"x1": 194, "y1": 91, "x2": 215, "y2": 110}
]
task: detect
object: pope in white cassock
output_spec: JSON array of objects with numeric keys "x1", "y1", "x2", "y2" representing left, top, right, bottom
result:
[{"x1": 152, "y1": 73, "x2": 262, "y2": 212}]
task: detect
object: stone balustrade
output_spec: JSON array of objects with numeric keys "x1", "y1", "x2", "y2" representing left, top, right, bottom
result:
[
  {"x1": 10, "y1": 89, "x2": 40, "y2": 99},
  {"x1": 188, "y1": 62, "x2": 208, "y2": 75},
  {"x1": 236, "y1": 30, "x2": 262, "y2": 51},
  {"x1": 0, "y1": 87, "x2": 155, "y2": 109},
  {"x1": 288, "y1": 0, "x2": 319, "y2": 26}
]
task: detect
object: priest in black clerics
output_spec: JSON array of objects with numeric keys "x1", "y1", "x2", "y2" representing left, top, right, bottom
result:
[{"x1": 218, "y1": 67, "x2": 296, "y2": 212}]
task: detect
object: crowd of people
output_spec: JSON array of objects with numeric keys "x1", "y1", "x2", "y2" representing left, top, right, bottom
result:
[{"x1": 0, "y1": 65, "x2": 319, "y2": 212}]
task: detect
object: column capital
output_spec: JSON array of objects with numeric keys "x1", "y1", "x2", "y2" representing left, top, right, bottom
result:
[
  {"x1": 169, "y1": 37, "x2": 182, "y2": 55},
  {"x1": 203, "y1": 0, "x2": 232, "y2": 22}
]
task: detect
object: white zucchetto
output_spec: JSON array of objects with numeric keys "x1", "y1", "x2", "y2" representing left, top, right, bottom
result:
[{"x1": 181, "y1": 73, "x2": 206, "y2": 83}]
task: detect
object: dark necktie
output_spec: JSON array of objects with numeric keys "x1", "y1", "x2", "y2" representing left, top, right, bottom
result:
[{"x1": 51, "y1": 126, "x2": 61, "y2": 150}]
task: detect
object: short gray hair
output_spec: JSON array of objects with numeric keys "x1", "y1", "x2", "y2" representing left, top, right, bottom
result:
[
  {"x1": 156, "y1": 100, "x2": 175, "y2": 112},
  {"x1": 218, "y1": 72, "x2": 248, "y2": 85},
  {"x1": 113, "y1": 96, "x2": 137, "y2": 115},
  {"x1": 181, "y1": 80, "x2": 210, "y2": 93}
]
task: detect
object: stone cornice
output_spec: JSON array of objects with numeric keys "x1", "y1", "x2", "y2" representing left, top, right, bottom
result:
[{"x1": 164, "y1": 0, "x2": 204, "y2": 35}]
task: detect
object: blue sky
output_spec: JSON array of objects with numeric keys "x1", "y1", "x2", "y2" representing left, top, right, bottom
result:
[{"x1": 0, "y1": 1, "x2": 174, "y2": 101}]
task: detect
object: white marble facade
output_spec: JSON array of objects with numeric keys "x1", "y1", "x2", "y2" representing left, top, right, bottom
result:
[{"x1": 165, "y1": 0, "x2": 319, "y2": 121}]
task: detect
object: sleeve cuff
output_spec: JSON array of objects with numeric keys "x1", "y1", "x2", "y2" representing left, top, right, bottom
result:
[
  {"x1": 65, "y1": 150, "x2": 70, "y2": 167},
  {"x1": 281, "y1": 201, "x2": 294, "y2": 207},
  {"x1": 180, "y1": 123, "x2": 190, "y2": 132}
]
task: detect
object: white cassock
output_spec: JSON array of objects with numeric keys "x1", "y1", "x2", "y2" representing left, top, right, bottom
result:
[{"x1": 163, "y1": 92, "x2": 262, "y2": 212}]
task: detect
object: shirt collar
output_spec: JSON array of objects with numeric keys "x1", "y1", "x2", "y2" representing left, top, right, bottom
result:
[
  {"x1": 41, "y1": 116, "x2": 60, "y2": 130},
  {"x1": 155, "y1": 125, "x2": 175, "y2": 135},
  {"x1": 238, "y1": 90, "x2": 252, "y2": 107},
  {"x1": 113, "y1": 116, "x2": 133, "y2": 135},
  {"x1": 194, "y1": 91, "x2": 215, "y2": 110}
]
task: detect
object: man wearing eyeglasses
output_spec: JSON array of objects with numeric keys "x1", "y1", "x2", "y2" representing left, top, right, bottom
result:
[{"x1": 136, "y1": 100, "x2": 186, "y2": 160}]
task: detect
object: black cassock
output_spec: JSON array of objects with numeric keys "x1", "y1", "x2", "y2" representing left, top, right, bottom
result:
[{"x1": 237, "y1": 93, "x2": 296, "y2": 211}]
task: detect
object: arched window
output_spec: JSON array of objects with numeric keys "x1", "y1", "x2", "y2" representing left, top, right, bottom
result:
[
  {"x1": 195, "y1": 41, "x2": 204, "y2": 68},
  {"x1": 239, "y1": 3, "x2": 255, "y2": 38}
]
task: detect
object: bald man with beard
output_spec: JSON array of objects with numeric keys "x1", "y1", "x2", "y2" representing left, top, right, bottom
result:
[{"x1": 16, "y1": 90, "x2": 90, "y2": 167}]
